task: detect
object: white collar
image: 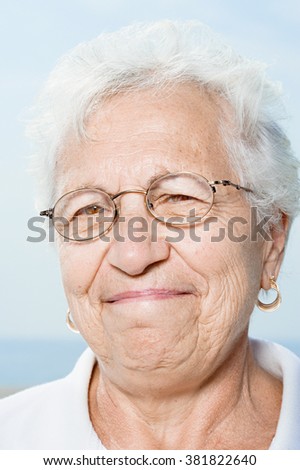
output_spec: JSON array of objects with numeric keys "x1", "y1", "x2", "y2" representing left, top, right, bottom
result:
[{"x1": 250, "y1": 338, "x2": 300, "y2": 449}]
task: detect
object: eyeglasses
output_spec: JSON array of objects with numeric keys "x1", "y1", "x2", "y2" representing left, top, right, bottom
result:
[{"x1": 40, "y1": 171, "x2": 252, "y2": 241}]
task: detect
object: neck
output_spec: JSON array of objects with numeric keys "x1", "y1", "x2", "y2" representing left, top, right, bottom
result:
[{"x1": 89, "y1": 336, "x2": 282, "y2": 449}]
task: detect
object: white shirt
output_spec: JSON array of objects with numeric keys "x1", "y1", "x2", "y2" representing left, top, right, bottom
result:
[{"x1": 0, "y1": 339, "x2": 299, "y2": 449}]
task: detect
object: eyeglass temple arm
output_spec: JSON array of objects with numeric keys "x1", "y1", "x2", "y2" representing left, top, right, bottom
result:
[
  {"x1": 209, "y1": 180, "x2": 252, "y2": 193},
  {"x1": 40, "y1": 209, "x2": 54, "y2": 218}
]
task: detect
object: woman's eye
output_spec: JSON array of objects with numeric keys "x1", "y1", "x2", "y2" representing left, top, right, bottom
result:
[
  {"x1": 75, "y1": 205, "x2": 104, "y2": 216},
  {"x1": 164, "y1": 194, "x2": 195, "y2": 203}
]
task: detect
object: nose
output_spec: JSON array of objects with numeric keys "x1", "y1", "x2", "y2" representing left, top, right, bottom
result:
[{"x1": 105, "y1": 192, "x2": 170, "y2": 275}]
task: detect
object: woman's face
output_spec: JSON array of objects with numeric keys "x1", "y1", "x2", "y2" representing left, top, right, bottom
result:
[{"x1": 56, "y1": 85, "x2": 283, "y2": 389}]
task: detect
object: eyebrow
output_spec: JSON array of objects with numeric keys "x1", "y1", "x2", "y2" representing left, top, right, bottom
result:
[
  {"x1": 145, "y1": 168, "x2": 173, "y2": 187},
  {"x1": 76, "y1": 167, "x2": 173, "y2": 195}
]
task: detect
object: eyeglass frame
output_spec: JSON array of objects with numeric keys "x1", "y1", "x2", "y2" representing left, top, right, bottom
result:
[{"x1": 40, "y1": 171, "x2": 253, "y2": 241}]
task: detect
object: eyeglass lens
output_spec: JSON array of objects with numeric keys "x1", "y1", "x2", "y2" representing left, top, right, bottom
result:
[{"x1": 52, "y1": 173, "x2": 214, "y2": 240}]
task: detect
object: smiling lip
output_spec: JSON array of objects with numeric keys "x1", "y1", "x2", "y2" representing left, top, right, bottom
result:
[{"x1": 106, "y1": 289, "x2": 193, "y2": 304}]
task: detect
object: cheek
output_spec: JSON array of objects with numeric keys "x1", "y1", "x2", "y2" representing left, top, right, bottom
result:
[
  {"x1": 171, "y1": 228, "x2": 264, "y2": 313},
  {"x1": 58, "y1": 240, "x2": 107, "y2": 298},
  {"x1": 171, "y1": 235, "x2": 263, "y2": 365},
  {"x1": 178, "y1": 201, "x2": 263, "y2": 277}
]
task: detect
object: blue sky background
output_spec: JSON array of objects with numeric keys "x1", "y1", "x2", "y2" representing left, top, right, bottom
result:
[{"x1": 1, "y1": 0, "x2": 299, "y2": 348}]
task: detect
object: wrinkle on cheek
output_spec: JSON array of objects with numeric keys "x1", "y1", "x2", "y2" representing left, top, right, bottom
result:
[
  {"x1": 173, "y1": 238, "x2": 258, "y2": 364},
  {"x1": 70, "y1": 297, "x2": 111, "y2": 362},
  {"x1": 59, "y1": 241, "x2": 109, "y2": 309}
]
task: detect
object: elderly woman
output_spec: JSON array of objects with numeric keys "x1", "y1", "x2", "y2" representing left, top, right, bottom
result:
[{"x1": 0, "y1": 20, "x2": 299, "y2": 450}]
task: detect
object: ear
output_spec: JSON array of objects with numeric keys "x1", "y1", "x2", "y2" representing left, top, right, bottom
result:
[{"x1": 261, "y1": 213, "x2": 289, "y2": 290}]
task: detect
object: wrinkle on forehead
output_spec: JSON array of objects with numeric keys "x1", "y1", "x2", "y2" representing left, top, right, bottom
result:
[
  {"x1": 55, "y1": 83, "x2": 233, "y2": 198},
  {"x1": 86, "y1": 84, "x2": 222, "y2": 143}
]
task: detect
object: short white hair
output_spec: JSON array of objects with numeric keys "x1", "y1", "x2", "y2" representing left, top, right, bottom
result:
[{"x1": 28, "y1": 20, "x2": 300, "y2": 227}]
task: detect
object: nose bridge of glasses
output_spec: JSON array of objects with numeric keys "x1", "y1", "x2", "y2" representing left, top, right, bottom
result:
[
  {"x1": 113, "y1": 188, "x2": 147, "y2": 199},
  {"x1": 112, "y1": 188, "x2": 150, "y2": 218}
]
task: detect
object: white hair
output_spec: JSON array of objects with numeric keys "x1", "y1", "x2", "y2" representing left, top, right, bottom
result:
[{"x1": 28, "y1": 20, "x2": 300, "y2": 227}]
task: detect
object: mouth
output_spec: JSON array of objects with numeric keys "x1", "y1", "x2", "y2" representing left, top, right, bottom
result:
[{"x1": 105, "y1": 289, "x2": 194, "y2": 304}]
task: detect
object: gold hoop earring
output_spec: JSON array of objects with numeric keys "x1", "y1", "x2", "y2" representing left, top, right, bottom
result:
[
  {"x1": 66, "y1": 309, "x2": 79, "y2": 333},
  {"x1": 257, "y1": 276, "x2": 282, "y2": 312}
]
